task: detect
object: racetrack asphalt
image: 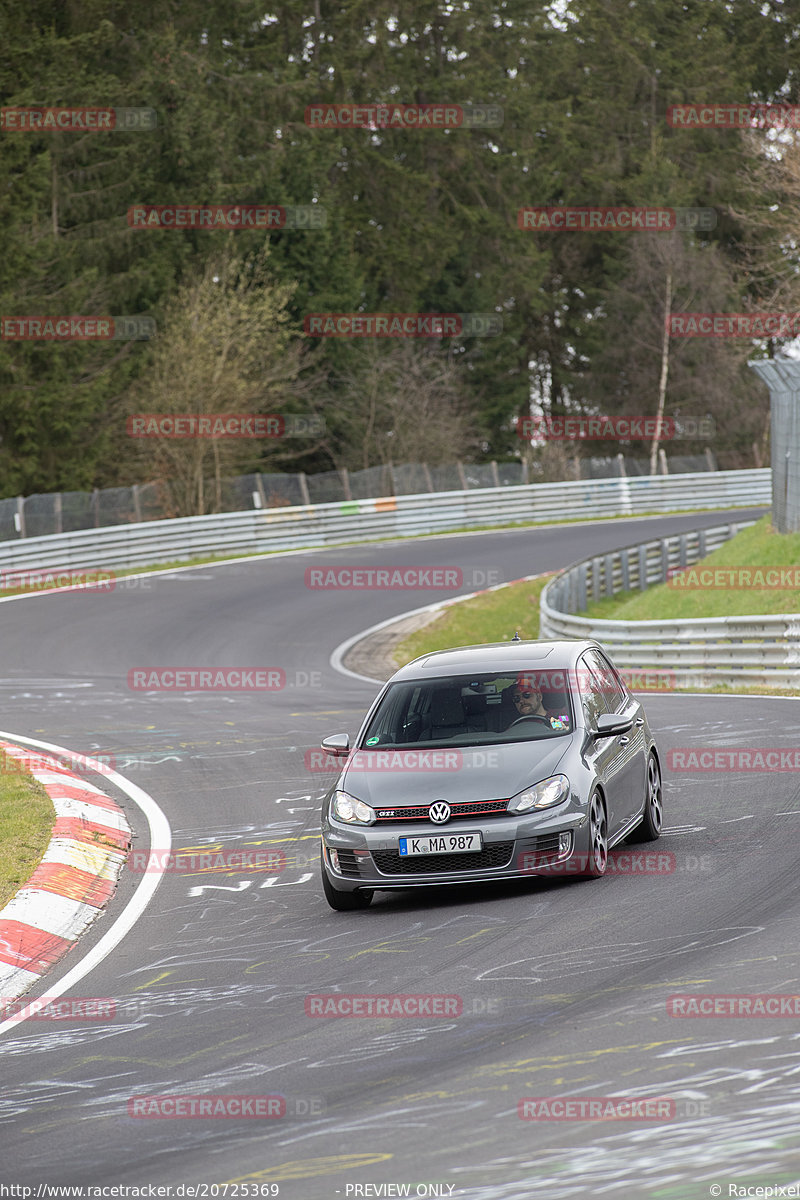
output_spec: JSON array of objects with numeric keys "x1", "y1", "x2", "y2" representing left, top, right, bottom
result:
[{"x1": 2, "y1": 506, "x2": 799, "y2": 1199}]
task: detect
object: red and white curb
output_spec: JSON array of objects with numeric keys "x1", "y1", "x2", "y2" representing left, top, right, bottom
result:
[{"x1": 0, "y1": 742, "x2": 131, "y2": 1005}]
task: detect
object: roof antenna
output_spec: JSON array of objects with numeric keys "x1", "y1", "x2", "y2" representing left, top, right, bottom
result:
[{"x1": 512, "y1": 631, "x2": 521, "y2": 641}]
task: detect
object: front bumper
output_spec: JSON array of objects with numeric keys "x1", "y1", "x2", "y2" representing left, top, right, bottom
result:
[{"x1": 320, "y1": 809, "x2": 591, "y2": 892}]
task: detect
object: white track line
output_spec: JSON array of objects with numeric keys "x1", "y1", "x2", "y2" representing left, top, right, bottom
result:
[{"x1": 0, "y1": 731, "x2": 170, "y2": 1038}]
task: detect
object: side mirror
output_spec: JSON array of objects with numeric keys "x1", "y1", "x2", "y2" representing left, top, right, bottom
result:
[
  {"x1": 594, "y1": 713, "x2": 634, "y2": 739},
  {"x1": 321, "y1": 733, "x2": 350, "y2": 757}
]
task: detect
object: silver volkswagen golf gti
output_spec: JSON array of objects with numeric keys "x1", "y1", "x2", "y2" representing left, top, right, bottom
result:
[{"x1": 319, "y1": 639, "x2": 663, "y2": 910}]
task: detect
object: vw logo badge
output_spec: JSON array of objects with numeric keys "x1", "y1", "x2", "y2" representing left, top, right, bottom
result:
[{"x1": 429, "y1": 800, "x2": 451, "y2": 824}]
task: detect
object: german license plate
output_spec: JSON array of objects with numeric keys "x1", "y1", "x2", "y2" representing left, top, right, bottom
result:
[{"x1": 398, "y1": 832, "x2": 483, "y2": 856}]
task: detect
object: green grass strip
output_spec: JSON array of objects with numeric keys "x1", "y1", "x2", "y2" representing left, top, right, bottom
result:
[
  {"x1": 0, "y1": 755, "x2": 54, "y2": 909},
  {"x1": 584, "y1": 516, "x2": 800, "y2": 620},
  {"x1": 393, "y1": 575, "x2": 551, "y2": 668}
]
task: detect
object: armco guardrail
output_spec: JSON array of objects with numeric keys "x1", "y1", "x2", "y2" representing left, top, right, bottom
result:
[
  {"x1": 0, "y1": 454, "x2": 723, "y2": 541},
  {"x1": 0, "y1": 468, "x2": 770, "y2": 577},
  {"x1": 539, "y1": 518, "x2": 800, "y2": 689}
]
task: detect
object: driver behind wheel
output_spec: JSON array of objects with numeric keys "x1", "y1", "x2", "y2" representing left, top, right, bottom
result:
[
  {"x1": 511, "y1": 675, "x2": 547, "y2": 718},
  {"x1": 502, "y1": 674, "x2": 570, "y2": 731}
]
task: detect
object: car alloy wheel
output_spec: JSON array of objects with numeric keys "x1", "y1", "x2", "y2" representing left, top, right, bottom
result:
[
  {"x1": 580, "y1": 792, "x2": 607, "y2": 879},
  {"x1": 635, "y1": 753, "x2": 663, "y2": 841}
]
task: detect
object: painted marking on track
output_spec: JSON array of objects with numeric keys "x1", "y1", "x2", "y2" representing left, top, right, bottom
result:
[
  {"x1": 185, "y1": 873, "x2": 314, "y2": 897},
  {"x1": 450, "y1": 929, "x2": 495, "y2": 946},
  {"x1": 346, "y1": 936, "x2": 432, "y2": 960},
  {"x1": 224, "y1": 1154, "x2": 394, "y2": 1185},
  {"x1": 186, "y1": 881, "x2": 252, "y2": 898},
  {"x1": 471, "y1": 1039, "x2": 688, "y2": 1077},
  {"x1": 0, "y1": 730, "x2": 171, "y2": 1039},
  {"x1": 261, "y1": 872, "x2": 313, "y2": 887},
  {"x1": 133, "y1": 971, "x2": 174, "y2": 991}
]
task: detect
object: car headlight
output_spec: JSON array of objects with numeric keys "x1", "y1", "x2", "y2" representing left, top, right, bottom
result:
[
  {"x1": 330, "y1": 790, "x2": 376, "y2": 825},
  {"x1": 508, "y1": 774, "x2": 570, "y2": 813}
]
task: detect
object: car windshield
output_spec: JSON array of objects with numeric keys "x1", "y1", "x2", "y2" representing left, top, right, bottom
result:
[{"x1": 360, "y1": 672, "x2": 574, "y2": 749}]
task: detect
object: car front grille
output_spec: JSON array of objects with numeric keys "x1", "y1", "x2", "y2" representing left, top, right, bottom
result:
[
  {"x1": 374, "y1": 799, "x2": 509, "y2": 824},
  {"x1": 371, "y1": 840, "x2": 515, "y2": 875}
]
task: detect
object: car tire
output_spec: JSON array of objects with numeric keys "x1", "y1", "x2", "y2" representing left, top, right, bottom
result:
[
  {"x1": 628, "y1": 753, "x2": 663, "y2": 843},
  {"x1": 321, "y1": 850, "x2": 374, "y2": 910},
  {"x1": 578, "y1": 792, "x2": 608, "y2": 879}
]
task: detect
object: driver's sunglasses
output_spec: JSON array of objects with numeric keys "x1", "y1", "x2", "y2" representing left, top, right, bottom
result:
[{"x1": 513, "y1": 689, "x2": 539, "y2": 700}]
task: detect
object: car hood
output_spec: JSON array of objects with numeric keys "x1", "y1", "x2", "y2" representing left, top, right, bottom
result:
[{"x1": 338, "y1": 737, "x2": 573, "y2": 806}]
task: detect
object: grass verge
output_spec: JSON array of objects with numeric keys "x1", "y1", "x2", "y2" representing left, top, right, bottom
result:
[
  {"x1": 0, "y1": 760, "x2": 54, "y2": 909},
  {"x1": 393, "y1": 575, "x2": 552, "y2": 668},
  {"x1": 389, "y1": 518, "x2": 800, "y2": 696},
  {"x1": 583, "y1": 516, "x2": 800, "y2": 621}
]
